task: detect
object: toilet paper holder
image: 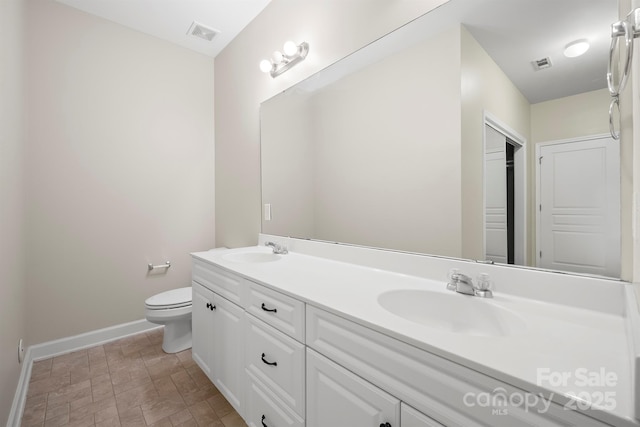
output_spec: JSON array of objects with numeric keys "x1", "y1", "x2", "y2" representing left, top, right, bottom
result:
[{"x1": 148, "y1": 261, "x2": 171, "y2": 271}]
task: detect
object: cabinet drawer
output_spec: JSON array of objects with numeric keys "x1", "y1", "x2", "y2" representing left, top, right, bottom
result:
[
  {"x1": 246, "y1": 281, "x2": 305, "y2": 342},
  {"x1": 192, "y1": 259, "x2": 243, "y2": 306},
  {"x1": 306, "y1": 306, "x2": 605, "y2": 427},
  {"x1": 245, "y1": 314, "x2": 305, "y2": 418},
  {"x1": 245, "y1": 370, "x2": 304, "y2": 427}
]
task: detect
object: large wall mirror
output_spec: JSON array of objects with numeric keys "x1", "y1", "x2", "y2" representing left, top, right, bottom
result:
[{"x1": 261, "y1": 0, "x2": 622, "y2": 279}]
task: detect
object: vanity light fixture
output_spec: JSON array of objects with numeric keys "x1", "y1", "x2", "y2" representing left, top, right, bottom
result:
[
  {"x1": 259, "y1": 41, "x2": 309, "y2": 78},
  {"x1": 563, "y1": 39, "x2": 590, "y2": 58}
]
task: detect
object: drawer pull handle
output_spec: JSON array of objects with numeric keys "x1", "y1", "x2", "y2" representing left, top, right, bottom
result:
[
  {"x1": 261, "y1": 303, "x2": 277, "y2": 313},
  {"x1": 380, "y1": 423, "x2": 391, "y2": 427},
  {"x1": 261, "y1": 353, "x2": 278, "y2": 366},
  {"x1": 261, "y1": 415, "x2": 268, "y2": 427}
]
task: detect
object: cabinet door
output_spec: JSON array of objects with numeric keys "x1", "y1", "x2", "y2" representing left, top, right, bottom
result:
[
  {"x1": 191, "y1": 282, "x2": 215, "y2": 379},
  {"x1": 211, "y1": 293, "x2": 246, "y2": 416},
  {"x1": 307, "y1": 348, "x2": 400, "y2": 427},
  {"x1": 401, "y1": 403, "x2": 444, "y2": 427}
]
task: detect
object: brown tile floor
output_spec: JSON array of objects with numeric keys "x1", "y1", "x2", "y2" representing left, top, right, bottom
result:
[{"x1": 21, "y1": 328, "x2": 247, "y2": 427}]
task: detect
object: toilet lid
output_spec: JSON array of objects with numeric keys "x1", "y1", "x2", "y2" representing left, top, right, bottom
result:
[{"x1": 145, "y1": 287, "x2": 192, "y2": 308}]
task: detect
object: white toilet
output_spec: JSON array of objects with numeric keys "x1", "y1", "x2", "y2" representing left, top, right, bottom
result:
[{"x1": 144, "y1": 287, "x2": 192, "y2": 353}]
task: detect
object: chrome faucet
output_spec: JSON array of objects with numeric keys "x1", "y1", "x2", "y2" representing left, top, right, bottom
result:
[
  {"x1": 447, "y1": 272, "x2": 475, "y2": 295},
  {"x1": 446, "y1": 271, "x2": 493, "y2": 298},
  {"x1": 265, "y1": 241, "x2": 288, "y2": 254}
]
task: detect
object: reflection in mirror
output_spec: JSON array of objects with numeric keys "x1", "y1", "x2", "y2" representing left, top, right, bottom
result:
[{"x1": 261, "y1": 0, "x2": 621, "y2": 278}]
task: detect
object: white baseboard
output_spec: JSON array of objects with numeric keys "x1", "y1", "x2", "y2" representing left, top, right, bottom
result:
[{"x1": 6, "y1": 319, "x2": 160, "y2": 427}]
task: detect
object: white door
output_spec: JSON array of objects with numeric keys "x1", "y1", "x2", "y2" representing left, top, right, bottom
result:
[
  {"x1": 537, "y1": 136, "x2": 620, "y2": 277},
  {"x1": 484, "y1": 125, "x2": 507, "y2": 264},
  {"x1": 306, "y1": 348, "x2": 400, "y2": 427}
]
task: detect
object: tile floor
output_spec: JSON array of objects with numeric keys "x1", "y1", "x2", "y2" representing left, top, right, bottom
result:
[{"x1": 21, "y1": 328, "x2": 247, "y2": 427}]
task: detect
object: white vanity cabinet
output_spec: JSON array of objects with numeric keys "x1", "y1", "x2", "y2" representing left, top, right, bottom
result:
[
  {"x1": 192, "y1": 257, "x2": 305, "y2": 426},
  {"x1": 192, "y1": 251, "x2": 613, "y2": 427},
  {"x1": 191, "y1": 262, "x2": 246, "y2": 416},
  {"x1": 306, "y1": 306, "x2": 606, "y2": 427}
]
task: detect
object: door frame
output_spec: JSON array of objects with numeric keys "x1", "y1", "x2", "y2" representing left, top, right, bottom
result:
[
  {"x1": 482, "y1": 112, "x2": 527, "y2": 265},
  {"x1": 534, "y1": 133, "x2": 619, "y2": 273}
]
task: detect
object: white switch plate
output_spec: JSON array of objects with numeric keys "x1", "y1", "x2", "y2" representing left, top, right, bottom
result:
[{"x1": 264, "y1": 203, "x2": 271, "y2": 221}]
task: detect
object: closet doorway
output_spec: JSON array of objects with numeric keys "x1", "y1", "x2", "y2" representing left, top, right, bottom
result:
[{"x1": 483, "y1": 118, "x2": 526, "y2": 265}]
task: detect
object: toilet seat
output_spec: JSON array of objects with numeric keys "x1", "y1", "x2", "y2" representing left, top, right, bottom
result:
[{"x1": 145, "y1": 287, "x2": 192, "y2": 310}]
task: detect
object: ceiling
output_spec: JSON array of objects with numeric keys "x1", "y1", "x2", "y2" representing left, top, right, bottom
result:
[
  {"x1": 55, "y1": 0, "x2": 617, "y2": 103},
  {"x1": 460, "y1": 0, "x2": 618, "y2": 104},
  {"x1": 55, "y1": 0, "x2": 272, "y2": 58}
]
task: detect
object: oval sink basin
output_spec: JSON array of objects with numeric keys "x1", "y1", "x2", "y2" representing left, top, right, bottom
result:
[
  {"x1": 222, "y1": 251, "x2": 281, "y2": 263},
  {"x1": 378, "y1": 289, "x2": 526, "y2": 337}
]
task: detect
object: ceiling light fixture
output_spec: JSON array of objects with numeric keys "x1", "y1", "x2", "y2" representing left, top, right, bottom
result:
[
  {"x1": 563, "y1": 39, "x2": 590, "y2": 58},
  {"x1": 260, "y1": 41, "x2": 309, "y2": 78}
]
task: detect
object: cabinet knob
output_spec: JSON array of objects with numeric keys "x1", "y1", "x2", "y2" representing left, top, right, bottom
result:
[
  {"x1": 206, "y1": 302, "x2": 215, "y2": 311},
  {"x1": 379, "y1": 423, "x2": 391, "y2": 427},
  {"x1": 205, "y1": 302, "x2": 211, "y2": 309},
  {"x1": 261, "y1": 352, "x2": 278, "y2": 366},
  {"x1": 261, "y1": 415, "x2": 268, "y2": 427}
]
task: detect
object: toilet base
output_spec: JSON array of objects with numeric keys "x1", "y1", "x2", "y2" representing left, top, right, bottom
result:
[{"x1": 161, "y1": 317, "x2": 192, "y2": 353}]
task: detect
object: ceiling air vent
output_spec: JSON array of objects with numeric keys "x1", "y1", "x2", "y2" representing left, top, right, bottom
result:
[
  {"x1": 187, "y1": 21, "x2": 219, "y2": 42},
  {"x1": 532, "y1": 57, "x2": 552, "y2": 71}
]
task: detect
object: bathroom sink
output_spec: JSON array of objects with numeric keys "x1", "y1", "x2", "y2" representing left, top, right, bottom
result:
[
  {"x1": 377, "y1": 289, "x2": 526, "y2": 337},
  {"x1": 222, "y1": 251, "x2": 281, "y2": 263}
]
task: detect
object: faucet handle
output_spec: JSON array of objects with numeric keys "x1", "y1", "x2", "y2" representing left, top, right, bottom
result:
[
  {"x1": 446, "y1": 269, "x2": 459, "y2": 291},
  {"x1": 475, "y1": 273, "x2": 493, "y2": 298}
]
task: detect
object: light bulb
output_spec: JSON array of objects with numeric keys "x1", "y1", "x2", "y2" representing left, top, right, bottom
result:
[
  {"x1": 272, "y1": 51, "x2": 283, "y2": 63},
  {"x1": 259, "y1": 59, "x2": 272, "y2": 73},
  {"x1": 283, "y1": 41, "x2": 298, "y2": 57}
]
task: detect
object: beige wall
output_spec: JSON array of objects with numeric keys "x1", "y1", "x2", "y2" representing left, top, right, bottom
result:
[
  {"x1": 310, "y1": 27, "x2": 462, "y2": 256},
  {"x1": 460, "y1": 26, "x2": 531, "y2": 262},
  {"x1": 0, "y1": 0, "x2": 26, "y2": 423},
  {"x1": 261, "y1": 92, "x2": 316, "y2": 237},
  {"x1": 531, "y1": 89, "x2": 611, "y2": 143},
  {"x1": 24, "y1": 0, "x2": 215, "y2": 344},
  {"x1": 215, "y1": 0, "x2": 448, "y2": 249}
]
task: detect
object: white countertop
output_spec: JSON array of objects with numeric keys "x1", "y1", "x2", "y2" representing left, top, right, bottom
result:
[{"x1": 191, "y1": 245, "x2": 638, "y2": 427}]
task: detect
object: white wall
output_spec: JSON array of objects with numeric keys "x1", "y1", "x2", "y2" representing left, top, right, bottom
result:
[
  {"x1": 531, "y1": 89, "x2": 611, "y2": 143},
  {"x1": 24, "y1": 0, "x2": 215, "y2": 344},
  {"x1": 0, "y1": 0, "x2": 26, "y2": 423},
  {"x1": 214, "y1": 0, "x2": 448, "y2": 249},
  {"x1": 460, "y1": 26, "x2": 531, "y2": 262}
]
